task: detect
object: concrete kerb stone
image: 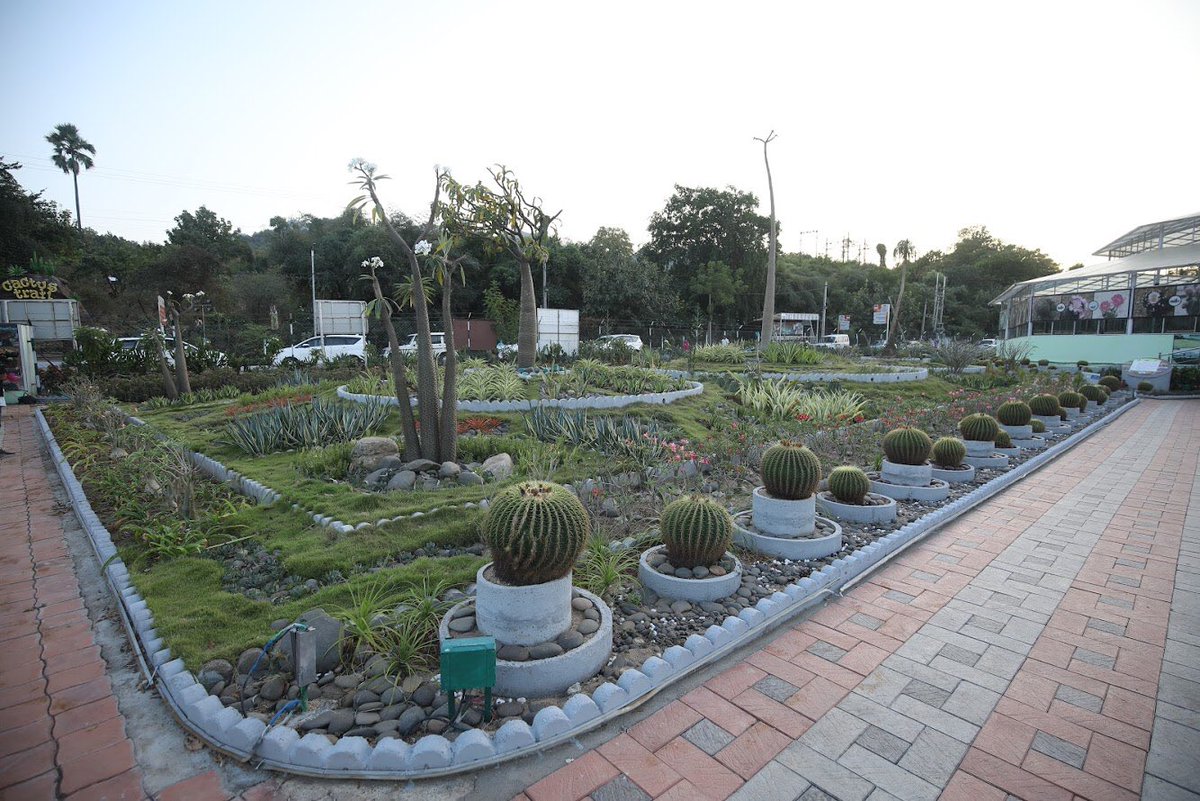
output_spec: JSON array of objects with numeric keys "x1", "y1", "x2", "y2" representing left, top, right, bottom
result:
[
  {"x1": 32, "y1": 399, "x2": 1142, "y2": 780},
  {"x1": 337, "y1": 379, "x2": 705, "y2": 413}
]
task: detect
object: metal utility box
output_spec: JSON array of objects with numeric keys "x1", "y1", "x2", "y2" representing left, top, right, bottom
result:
[
  {"x1": 314, "y1": 299, "x2": 368, "y2": 337},
  {"x1": 537, "y1": 308, "x2": 580, "y2": 355},
  {"x1": 440, "y1": 636, "x2": 496, "y2": 720}
]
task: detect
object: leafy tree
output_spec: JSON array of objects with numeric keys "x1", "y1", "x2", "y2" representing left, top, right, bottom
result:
[
  {"x1": 876, "y1": 243, "x2": 887, "y2": 269},
  {"x1": 45, "y1": 123, "x2": 95, "y2": 231},
  {"x1": 0, "y1": 158, "x2": 78, "y2": 273},
  {"x1": 582, "y1": 227, "x2": 679, "y2": 325},
  {"x1": 483, "y1": 283, "x2": 520, "y2": 343},
  {"x1": 755, "y1": 131, "x2": 779, "y2": 347},
  {"x1": 692, "y1": 261, "x2": 745, "y2": 344},
  {"x1": 167, "y1": 206, "x2": 251, "y2": 264}
]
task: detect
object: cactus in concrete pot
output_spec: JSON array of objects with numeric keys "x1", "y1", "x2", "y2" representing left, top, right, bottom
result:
[
  {"x1": 959, "y1": 413, "x2": 1000, "y2": 442},
  {"x1": 931, "y1": 437, "x2": 967, "y2": 468},
  {"x1": 660, "y1": 495, "x2": 733, "y2": 568},
  {"x1": 761, "y1": 441, "x2": 822, "y2": 500},
  {"x1": 828, "y1": 466, "x2": 871, "y2": 504},
  {"x1": 1099, "y1": 375, "x2": 1121, "y2": 392},
  {"x1": 483, "y1": 480, "x2": 590, "y2": 585},
  {"x1": 1080, "y1": 384, "x2": 1105, "y2": 403},
  {"x1": 1030, "y1": 418, "x2": 1046, "y2": 433},
  {"x1": 996, "y1": 401, "x2": 1032, "y2": 426},
  {"x1": 995, "y1": 430, "x2": 1013, "y2": 449},
  {"x1": 882, "y1": 427, "x2": 932, "y2": 466},
  {"x1": 1029, "y1": 394, "x2": 1061, "y2": 417},
  {"x1": 1057, "y1": 391, "x2": 1084, "y2": 410}
]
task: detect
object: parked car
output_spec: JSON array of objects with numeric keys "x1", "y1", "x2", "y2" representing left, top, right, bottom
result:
[
  {"x1": 117, "y1": 336, "x2": 227, "y2": 367},
  {"x1": 979, "y1": 338, "x2": 998, "y2": 350},
  {"x1": 271, "y1": 334, "x2": 367, "y2": 367},
  {"x1": 383, "y1": 332, "x2": 448, "y2": 363},
  {"x1": 812, "y1": 334, "x2": 850, "y2": 350},
  {"x1": 595, "y1": 334, "x2": 644, "y2": 352}
]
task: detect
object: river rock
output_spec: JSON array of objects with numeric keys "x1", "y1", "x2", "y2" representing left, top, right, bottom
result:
[
  {"x1": 236, "y1": 648, "x2": 264, "y2": 676},
  {"x1": 438, "y1": 461, "x2": 462, "y2": 478},
  {"x1": 386, "y1": 470, "x2": 417, "y2": 491},
  {"x1": 200, "y1": 659, "x2": 234, "y2": 684},
  {"x1": 349, "y1": 437, "x2": 400, "y2": 482},
  {"x1": 529, "y1": 642, "x2": 564, "y2": 660},
  {"x1": 259, "y1": 675, "x2": 287, "y2": 702},
  {"x1": 327, "y1": 708, "x2": 356, "y2": 735},
  {"x1": 277, "y1": 609, "x2": 344, "y2": 674},
  {"x1": 448, "y1": 616, "x2": 476, "y2": 633},
  {"x1": 457, "y1": 471, "x2": 484, "y2": 486},
  {"x1": 480, "y1": 453, "x2": 514, "y2": 481},
  {"x1": 401, "y1": 458, "x2": 440, "y2": 474},
  {"x1": 396, "y1": 706, "x2": 426, "y2": 735},
  {"x1": 497, "y1": 644, "x2": 529, "y2": 662}
]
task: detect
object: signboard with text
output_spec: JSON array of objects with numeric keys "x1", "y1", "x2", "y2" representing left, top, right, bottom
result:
[
  {"x1": 872, "y1": 304, "x2": 890, "y2": 325},
  {"x1": 838, "y1": 315, "x2": 850, "y2": 331}
]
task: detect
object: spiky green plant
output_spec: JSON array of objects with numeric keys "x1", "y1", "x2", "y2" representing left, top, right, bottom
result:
[
  {"x1": 995, "y1": 430, "x2": 1013, "y2": 448},
  {"x1": 996, "y1": 401, "x2": 1032, "y2": 426},
  {"x1": 959, "y1": 413, "x2": 1000, "y2": 442},
  {"x1": 828, "y1": 466, "x2": 870, "y2": 504},
  {"x1": 1057, "y1": 391, "x2": 1084, "y2": 411},
  {"x1": 1028, "y1": 394, "x2": 1061, "y2": 416},
  {"x1": 1099, "y1": 375, "x2": 1120, "y2": 392},
  {"x1": 659, "y1": 495, "x2": 733, "y2": 569},
  {"x1": 1030, "y1": 418, "x2": 1046, "y2": 433},
  {"x1": 1080, "y1": 384, "x2": 1106, "y2": 403},
  {"x1": 882, "y1": 427, "x2": 932, "y2": 466},
  {"x1": 760, "y1": 441, "x2": 822, "y2": 500},
  {"x1": 483, "y1": 481, "x2": 590, "y2": 585},
  {"x1": 931, "y1": 437, "x2": 967, "y2": 467}
]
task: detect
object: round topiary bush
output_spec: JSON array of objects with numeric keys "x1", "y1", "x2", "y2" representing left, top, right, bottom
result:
[
  {"x1": 1031, "y1": 418, "x2": 1046, "y2": 433},
  {"x1": 995, "y1": 430, "x2": 1013, "y2": 448},
  {"x1": 484, "y1": 480, "x2": 591, "y2": 585},
  {"x1": 996, "y1": 401, "x2": 1032, "y2": 426},
  {"x1": 761, "y1": 441, "x2": 822, "y2": 500},
  {"x1": 1057, "y1": 391, "x2": 1084, "y2": 411},
  {"x1": 660, "y1": 495, "x2": 733, "y2": 568},
  {"x1": 1038, "y1": 359, "x2": 1050, "y2": 367},
  {"x1": 1099, "y1": 375, "x2": 1121, "y2": 392},
  {"x1": 1077, "y1": 360, "x2": 1089, "y2": 368},
  {"x1": 931, "y1": 437, "x2": 966, "y2": 468},
  {"x1": 1029, "y1": 394, "x2": 1061, "y2": 416},
  {"x1": 1137, "y1": 381, "x2": 1153, "y2": 392},
  {"x1": 959, "y1": 413, "x2": 1000, "y2": 442},
  {"x1": 882, "y1": 427, "x2": 933, "y2": 466},
  {"x1": 828, "y1": 466, "x2": 871, "y2": 504}
]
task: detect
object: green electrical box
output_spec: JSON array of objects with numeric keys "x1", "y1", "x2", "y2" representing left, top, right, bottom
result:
[{"x1": 440, "y1": 636, "x2": 496, "y2": 721}]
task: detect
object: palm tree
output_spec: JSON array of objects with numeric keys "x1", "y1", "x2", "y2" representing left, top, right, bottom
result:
[
  {"x1": 886, "y1": 239, "x2": 916, "y2": 351},
  {"x1": 45, "y1": 124, "x2": 96, "y2": 231},
  {"x1": 876, "y1": 243, "x2": 887, "y2": 269}
]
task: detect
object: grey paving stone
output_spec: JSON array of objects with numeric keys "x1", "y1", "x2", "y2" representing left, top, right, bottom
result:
[
  {"x1": 1008, "y1": 571, "x2": 1041, "y2": 586},
  {"x1": 910, "y1": 570, "x2": 941, "y2": 583},
  {"x1": 1109, "y1": 574, "x2": 1142, "y2": 587},
  {"x1": 1115, "y1": 557, "x2": 1147, "y2": 569},
  {"x1": 999, "y1": 617, "x2": 1043, "y2": 644},
  {"x1": 939, "y1": 643, "x2": 981, "y2": 667},
  {"x1": 934, "y1": 554, "x2": 960, "y2": 564},
  {"x1": 890, "y1": 694, "x2": 980, "y2": 743},
  {"x1": 856, "y1": 725, "x2": 910, "y2": 762},
  {"x1": 798, "y1": 788, "x2": 839, "y2": 801},
  {"x1": 1055, "y1": 684, "x2": 1104, "y2": 713},
  {"x1": 840, "y1": 692, "x2": 925, "y2": 742},
  {"x1": 1023, "y1": 556, "x2": 1054, "y2": 567},
  {"x1": 940, "y1": 682, "x2": 1002, "y2": 725},
  {"x1": 727, "y1": 760, "x2": 811, "y2": 801},
  {"x1": 901, "y1": 679, "x2": 951, "y2": 707},
  {"x1": 755, "y1": 675, "x2": 800, "y2": 703},
  {"x1": 1073, "y1": 647, "x2": 1116, "y2": 670},
  {"x1": 894, "y1": 634, "x2": 949, "y2": 665},
  {"x1": 808, "y1": 640, "x2": 849, "y2": 663},
  {"x1": 849, "y1": 613, "x2": 884, "y2": 631},
  {"x1": 854, "y1": 666, "x2": 912, "y2": 706},
  {"x1": 776, "y1": 742, "x2": 874, "y2": 801},
  {"x1": 683, "y1": 719, "x2": 736, "y2": 755},
  {"x1": 1146, "y1": 718, "x2": 1200, "y2": 793},
  {"x1": 1030, "y1": 731, "x2": 1087, "y2": 769},
  {"x1": 1086, "y1": 617, "x2": 1127, "y2": 636},
  {"x1": 592, "y1": 774, "x2": 652, "y2": 801},
  {"x1": 802, "y1": 707, "x2": 870, "y2": 759},
  {"x1": 967, "y1": 614, "x2": 1005, "y2": 634},
  {"x1": 865, "y1": 790, "x2": 904, "y2": 801},
  {"x1": 954, "y1": 540, "x2": 978, "y2": 549},
  {"x1": 1123, "y1": 544, "x2": 1151, "y2": 555},
  {"x1": 838, "y1": 744, "x2": 940, "y2": 801},
  {"x1": 898, "y1": 727, "x2": 968, "y2": 786},
  {"x1": 1160, "y1": 673, "x2": 1200, "y2": 709},
  {"x1": 988, "y1": 591, "x2": 1022, "y2": 606},
  {"x1": 883, "y1": 589, "x2": 916, "y2": 604},
  {"x1": 1142, "y1": 774, "x2": 1200, "y2": 801}
]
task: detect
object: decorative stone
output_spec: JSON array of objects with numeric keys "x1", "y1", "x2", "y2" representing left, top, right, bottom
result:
[
  {"x1": 349, "y1": 437, "x2": 400, "y2": 481},
  {"x1": 577, "y1": 619, "x2": 599, "y2": 635},
  {"x1": 556, "y1": 631, "x2": 585, "y2": 651},
  {"x1": 386, "y1": 470, "x2": 417, "y2": 491},
  {"x1": 448, "y1": 616, "x2": 476, "y2": 633},
  {"x1": 408, "y1": 734, "x2": 453, "y2": 770},
  {"x1": 324, "y1": 736, "x2": 372, "y2": 770},
  {"x1": 451, "y1": 728, "x2": 495, "y2": 764},
  {"x1": 571, "y1": 597, "x2": 592, "y2": 611},
  {"x1": 530, "y1": 642, "x2": 565, "y2": 660},
  {"x1": 531, "y1": 706, "x2": 572, "y2": 740},
  {"x1": 396, "y1": 706, "x2": 426, "y2": 736},
  {"x1": 480, "y1": 453, "x2": 514, "y2": 480},
  {"x1": 367, "y1": 737, "x2": 411, "y2": 770},
  {"x1": 497, "y1": 644, "x2": 530, "y2": 662},
  {"x1": 457, "y1": 471, "x2": 484, "y2": 486}
]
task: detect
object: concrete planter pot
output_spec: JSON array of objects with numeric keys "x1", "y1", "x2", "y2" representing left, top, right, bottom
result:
[
  {"x1": 880, "y1": 459, "x2": 933, "y2": 487},
  {"x1": 1033, "y1": 414, "x2": 1062, "y2": 429},
  {"x1": 1063, "y1": 407, "x2": 1080, "y2": 421},
  {"x1": 638, "y1": 545, "x2": 742, "y2": 602},
  {"x1": 963, "y1": 453, "x2": 1010, "y2": 469},
  {"x1": 930, "y1": 463, "x2": 976, "y2": 484},
  {"x1": 1000, "y1": 423, "x2": 1033, "y2": 439},
  {"x1": 1012, "y1": 435, "x2": 1048, "y2": 449},
  {"x1": 733, "y1": 512, "x2": 844, "y2": 559},
  {"x1": 995, "y1": 446, "x2": 1021, "y2": 457},
  {"x1": 870, "y1": 477, "x2": 950, "y2": 502},
  {"x1": 963, "y1": 439, "x2": 994, "y2": 457},
  {"x1": 439, "y1": 588, "x2": 613, "y2": 698},
  {"x1": 475, "y1": 564, "x2": 571, "y2": 646},
  {"x1": 814, "y1": 492, "x2": 898, "y2": 525},
  {"x1": 750, "y1": 488, "x2": 815, "y2": 538}
]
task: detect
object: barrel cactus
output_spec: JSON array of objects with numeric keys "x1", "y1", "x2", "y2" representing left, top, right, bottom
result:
[
  {"x1": 1081, "y1": 384, "x2": 1105, "y2": 403},
  {"x1": 1057, "y1": 391, "x2": 1084, "y2": 411},
  {"x1": 761, "y1": 441, "x2": 822, "y2": 500},
  {"x1": 882, "y1": 427, "x2": 932, "y2": 466},
  {"x1": 483, "y1": 480, "x2": 590, "y2": 585},
  {"x1": 959, "y1": 413, "x2": 1000, "y2": 442},
  {"x1": 1137, "y1": 381, "x2": 1153, "y2": 392},
  {"x1": 996, "y1": 401, "x2": 1032, "y2": 426},
  {"x1": 995, "y1": 430, "x2": 1013, "y2": 448},
  {"x1": 1028, "y1": 394, "x2": 1061, "y2": 416},
  {"x1": 828, "y1": 466, "x2": 871, "y2": 504},
  {"x1": 1030, "y1": 418, "x2": 1046, "y2": 433},
  {"x1": 1099, "y1": 375, "x2": 1121, "y2": 392},
  {"x1": 660, "y1": 495, "x2": 733, "y2": 568},
  {"x1": 931, "y1": 437, "x2": 967, "y2": 468}
]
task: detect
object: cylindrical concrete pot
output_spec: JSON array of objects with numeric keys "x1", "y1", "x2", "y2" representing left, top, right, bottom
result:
[
  {"x1": 474, "y1": 564, "x2": 571, "y2": 646},
  {"x1": 733, "y1": 512, "x2": 844, "y2": 559},
  {"x1": 1011, "y1": 436, "x2": 1047, "y2": 449},
  {"x1": 995, "y1": 446, "x2": 1021, "y2": 457},
  {"x1": 963, "y1": 453, "x2": 1010, "y2": 469},
  {"x1": 1063, "y1": 407, "x2": 1080, "y2": 421},
  {"x1": 880, "y1": 459, "x2": 932, "y2": 487},
  {"x1": 870, "y1": 477, "x2": 950, "y2": 502},
  {"x1": 1033, "y1": 414, "x2": 1061, "y2": 428},
  {"x1": 963, "y1": 440, "x2": 994, "y2": 457},
  {"x1": 814, "y1": 492, "x2": 898, "y2": 525},
  {"x1": 751, "y1": 487, "x2": 815, "y2": 538},
  {"x1": 1000, "y1": 423, "x2": 1033, "y2": 439},
  {"x1": 930, "y1": 463, "x2": 976, "y2": 484},
  {"x1": 638, "y1": 545, "x2": 741, "y2": 602}
]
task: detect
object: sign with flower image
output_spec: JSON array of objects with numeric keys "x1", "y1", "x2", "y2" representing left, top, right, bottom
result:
[
  {"x1": 1137, "y1": 285, "x2": 1200, "y2": 318},
  {"x1": 1091, "y1": 290, "x2": 1128, "y2": 319}
]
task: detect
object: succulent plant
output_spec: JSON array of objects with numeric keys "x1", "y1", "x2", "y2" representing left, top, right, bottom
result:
[
  {"x1": 1099, "y1": 375, "x2": 1121, "y2": 392},
  {"x1": 483, "y1": 480, "x2": 590, "y2": 585},
  {"x1": 1075, "y1": 394, "x2": 1088, "y2": 411},
  {"x1": 1137, "y1": 381, "x2": 1153, "y2": 392},
  {"x1": 761, "y1": 441, "x2": 822, "y2": 500},
  {"x1": 882, "y1": 427, "x2": 932, "y2": 466},
  {"x1": 1080, "y1": 384, "x2": 1106, "y2": 402},
  {"x1": 1100, "y1": 388, "x2": 1110, "y2": 403},
  {"x1": 828, "y1": 466, "x2": 870, "y2": 504},
  {"x1": 659, "y1": 495, "x2": 733, "y2": 569},
  {"x1": 959, "y1": 413, "x2": 1000, "y2": 442},
  {"x1": 931, "y1": 437, "x2": 966, "y2": 468},
  {"x1": 995, "y1": 430, "x2": 1013, "y2": 448},
  {"x1": 1057, "y1": 391, "x2": 1084, "y2": 411},
  {"x1": 1028, "y1": 394, "x2": 1061, "y2": 416},
  {"x1": 1030, "y1": 418, "x2": 1046, "y2": 433},
  {"x1": 996, "y1": 401, "x2": 1032, "y2": 426}
]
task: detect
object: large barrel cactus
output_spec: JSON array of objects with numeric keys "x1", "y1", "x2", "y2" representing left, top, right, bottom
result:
[
  {"x1": 1058, "y1": 391, "x2": 1084, "y2": 411},
  {"x1": 1080, "y1": 384, "x2": 1106, "y2": 403},
  {"x1": 828, "y1": 466, "x2": 870, "y2": 504},
  {"x1": 931, "y1": 437, "x2": 967, "y2": 467},
  {"x1": 959, "y1": 413, "x2": 1000, "y2": 442},
  {"x1": 1028, "y1": 394, "x2": 1061, "y2": 416},
  {"x1": 1030, "y1": 418, "x2": 1046, "y2": 433},
  {"x1": 660, "y1": 495, "x2": 733, "y2": 568},
  {"x1": 483, "y1": 480, "x2": 590, "y2": 585},
  {"x1": 761, "y1": 441, "x2": 822, "y2": 500},
  {"x1": 882, "y1": 427, "x2": 932, "y2": 466},
  {"x1": 1099, "y1": 375, "x2": 1121, "y2": 392},
  {"x1": 996, "y1": 401, "x2": 1032, "y2": 426},
  {"x1": 995, "y1": 430, "x2": 1013, "y2": 448}
]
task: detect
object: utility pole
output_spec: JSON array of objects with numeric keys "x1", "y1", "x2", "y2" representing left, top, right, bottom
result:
[
  {"x1": 931, "y1": 272, "x2": 947, "y2": 339},
  {"x1": 797, "y1": 230, "x2": 817, "y2": 255},
  {"x1": 820, "y1": 282, "x2": 829, "y2": 338},
  {"x1": 310, "y1": 248, "x2": 324, "y2": 346}
]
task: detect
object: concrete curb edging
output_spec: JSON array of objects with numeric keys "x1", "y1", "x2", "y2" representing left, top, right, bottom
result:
[
  {"x1": 35, "y1": 397, "x2": 1139, "y2": 780},
  {"x1": 658, "y1": 367, "x2": 929, "y2": 384},
  {"x1": 336, "y1": 381, "x2": 705, "y2": 413}
]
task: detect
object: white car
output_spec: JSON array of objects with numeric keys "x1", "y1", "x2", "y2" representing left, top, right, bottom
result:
[
  {"x1": 272, "y1": 334, "x2": 367, "y2": 367},
  {"x1": 118, "y1": 336, "x2": 226, "y2": 367},
  {"x1": 812, "y1": 334, "x2": 850, "y2": 350},
  {"x1": 979, "y1": 338, "x2": 998, "y2": 350},
  {"x1": 383, "y1": 332, "x2": 448, "y2": 363},
  {"x1": 595, "y1": 334, "x2": 644, "y2": 351}
]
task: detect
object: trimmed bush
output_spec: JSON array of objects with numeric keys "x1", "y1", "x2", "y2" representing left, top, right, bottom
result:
[
  {"x1": 828, "y1": 466, "x2": 870, "y2": 504},
  {"x1": 931, "y1": 437, "x2": 966, "y2": 468},
  {"x1": 882, "y1": 427, "x2": 932, "y2": 466},
  {"x1": 1076, "y1": 360, "x2": 1089, "y2": 368},
  {"x1": 1099, "y1": 375, "x2": 1121, "y2": 392},
  {"x1": 1137, "y1": 381, "x2": 1153, "y2": 392},
  {"x1": 996, "y1": 401, "x2": 1032, "y2": 426},
  {"x1": 1037, "y1": 359, "x2": 1049, "y2": 366},
  {"x1": 483, "y1": 481, "x2": 590, "y2": 585},
  {"x1": 1028, "y1": 394, "x2": 1061, "y2": 416},
  {"x1": 995, "y1": 430, "x2": 1013, "y2": 448},
  {"x1": 1031, "y1": 418, "x2": 1046, "y2": 433},
  {"x1": 959, "y1": 413, "x2": 1000, "y2": 442},
  {"x1": 659, "y1": 495, "x2": 733, "y2": 569},
  {"x1": 761, "y1": 441, "x2": 822, "y2": 500}
]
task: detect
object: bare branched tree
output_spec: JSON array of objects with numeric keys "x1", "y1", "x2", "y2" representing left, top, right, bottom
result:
[{"x1": 755, "y1": 131, "x2": 778, "y2": 349}]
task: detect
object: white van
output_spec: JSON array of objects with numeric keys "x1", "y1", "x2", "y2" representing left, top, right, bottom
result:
[{"x1": 813, "y1": 334, "x2": 850, "y2": 350}]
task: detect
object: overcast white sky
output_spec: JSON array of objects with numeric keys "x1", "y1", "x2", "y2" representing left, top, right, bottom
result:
[{"x1": 3, "y1": 0, "x2": 1198, "y2": 269}]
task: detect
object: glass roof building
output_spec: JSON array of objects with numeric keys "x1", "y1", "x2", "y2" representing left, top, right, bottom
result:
[{"x1": 991, "y1": 213, "x2": 1200, "y2": 364}]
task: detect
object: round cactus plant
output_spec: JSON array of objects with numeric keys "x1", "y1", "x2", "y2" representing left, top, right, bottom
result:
[
  {"x1": 1030, "y1": 418, "x2": 1046, "y2": 433},
  {"x1": 660, "y1": 495, "x2": 733, "y2": 569},
  {"x1": 996, "y1": 401, "x2": 1032, "y2": 426},
  {"x1": 483, "y1": 480, "x2": 590, "y2": 585},
  {"x1": 1137, "y1": 381, "x2": 1153, "y2": 392},
  {"x1": 959, "y1": 413, "x2": 1000, "y2": 442},
  {"x1": 1100, "y1": 388, "x2": 1110, "y2": 403},
  {"x1": 1099, "y1": 375, "x2": 1121, "y2": 392},
  {"x1": 995, "y1": 430, "x2": 1013, "y2": 448},
  {"x1": 882, "y1": 427, "x2": 932, "y2": 466},
  {"x1": 1028, "y1": 394, "x2": 1061, "y2": 416},
  {"x1": 1080, "y1": 384, "x2": 1105, "y2": 403},
  {"x1": 1057, "y1": 391, "x2": 1084, "y2": 411},
  {"x1": 931, "y1": 437, "x2": 966, "y2": 468},
  {"x1": 828, "y1": 466, "x2": 871, "y2": 504},
  {"x1": 761, "y1": 441, "x2": 822, "y2": 500}
]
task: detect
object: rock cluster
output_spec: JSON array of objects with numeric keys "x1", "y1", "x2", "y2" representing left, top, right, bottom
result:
[{"x1": 443, "y1": 594, "x2": 602, "y2": 662}]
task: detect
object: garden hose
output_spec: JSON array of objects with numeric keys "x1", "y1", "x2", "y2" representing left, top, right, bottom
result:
[{"x1": 239, "y1": 622, "x2": 310, "y2": 714}]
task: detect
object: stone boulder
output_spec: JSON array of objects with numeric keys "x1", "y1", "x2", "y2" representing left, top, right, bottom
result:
[
  {"x1": 349, "y1": 437, "x2": 400, "y2": 483},
  {"x1": 480, "y1": 453, "x2": 514, "y2": 481},
  {"x1": 277, "y1": 608, "x2": 345, "y2": 674}
]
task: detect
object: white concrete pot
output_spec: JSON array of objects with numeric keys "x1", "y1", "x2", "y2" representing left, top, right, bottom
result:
[
  {"x1": 751, "y1": 487, "x2": 815, "y2": 538},
  {"x1": 1012, "y1": 436, "x2": 1048, "y2": 450},
  {"x1": 638, "y1": 545, "x2": 741, "y2": 602},
  {"x1": 1033, "y1": 414, "x2": 1062, "y2": 428},
  {"x1": 930, "y1": 463, "x2": 976, "y2": 484},
  {"x1": 814, "y1": 493, "x2": 898, "y2": 525},
  {"x1": 963, "y1": 453, "x2": 1010, "y2": 470},
  {"x1": 1000, "y1": 423, "x2": 1032, "y2": 439},
  {"x1": 995, "y1": 446, "x2": 1021, "y2": 457},
  {"x1": 963, "y1": 439, "x2": 994, "y2": 457},
  {"x1": 880, "y1": 459, "x2": 932, "y2": 487},
  {"x1": 870, "y1": 477, "x2": 950, "y2": 502},
  {"x1": 474, "y1": 563, "x2": 571, "y2": 646},
  {"x1": 733, "y1": 512, "x2": 844, "y2": 559}
]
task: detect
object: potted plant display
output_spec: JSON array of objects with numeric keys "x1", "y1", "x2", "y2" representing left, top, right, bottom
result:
[
  {"x1": 816, "y1": 465, "x2": 898, "y2": 523},
  {"x1": 959, "y1": 413, "x2": 1008, "y2": 469},
  {"x1": 732, "y1": 442, "x2": 843, "y2": 558},
  {"x1": 870, "y1": 427, "x2": 949, "y2": 502},
  {"x1": 996, "y1": 401, "x2": 1033, "y2": 439},
  {"x1": 929, "y1": 437, "x2": 975, "y2": 483},
  {"x1": 640, "y1": 495, "x2": 742, "y2": 602}
]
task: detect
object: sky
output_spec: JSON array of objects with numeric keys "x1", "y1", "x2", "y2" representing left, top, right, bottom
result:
[{"x1": 3, "y1": 0, "x2": 1198, "y2": 270}]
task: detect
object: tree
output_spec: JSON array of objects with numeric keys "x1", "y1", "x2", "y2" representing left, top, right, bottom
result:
[
  {"x1": 876, "y1": 243, "x2": 887, "y2": 269},
  {"x1": 362, "y1": 256, "x2": 420, "y2": 459},
  {"x1": 755, "y1": 131, "x2": 779, "y2": 348},
  {"x1": 692, "y1": 261, "x2": 745, "y2": 344},
  {"x1": 0, "y1": 158, "x2": 78, "y2": 270},
  {"x1": 45, "y1": 123, "x2": 95, "y2": 231},
  {"x1": 442, "y1": 166, "x2": 561, "y2": 368},
  {"x1": 582, "y1": 227, "x2": 679, "y2": 325},
  {"x1": 886, "y1": 239, "x2": 915, "y2": 351}
]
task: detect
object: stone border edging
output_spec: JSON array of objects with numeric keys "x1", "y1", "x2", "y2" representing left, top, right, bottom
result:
[
  {"x1": 336, "y1": 380, "x2": 705, "y2": 413},
  {"x1": 659, "y1": 367, "x2": 928, "y2": 384},
  {"x1": 34, "y1": 399, "x2": 1139, "y2": 780}
]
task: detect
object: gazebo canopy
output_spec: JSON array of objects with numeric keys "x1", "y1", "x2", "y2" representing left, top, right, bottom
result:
[{"x1": 1093, "y1": 212, "x2": 1200, "y2": 259}]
